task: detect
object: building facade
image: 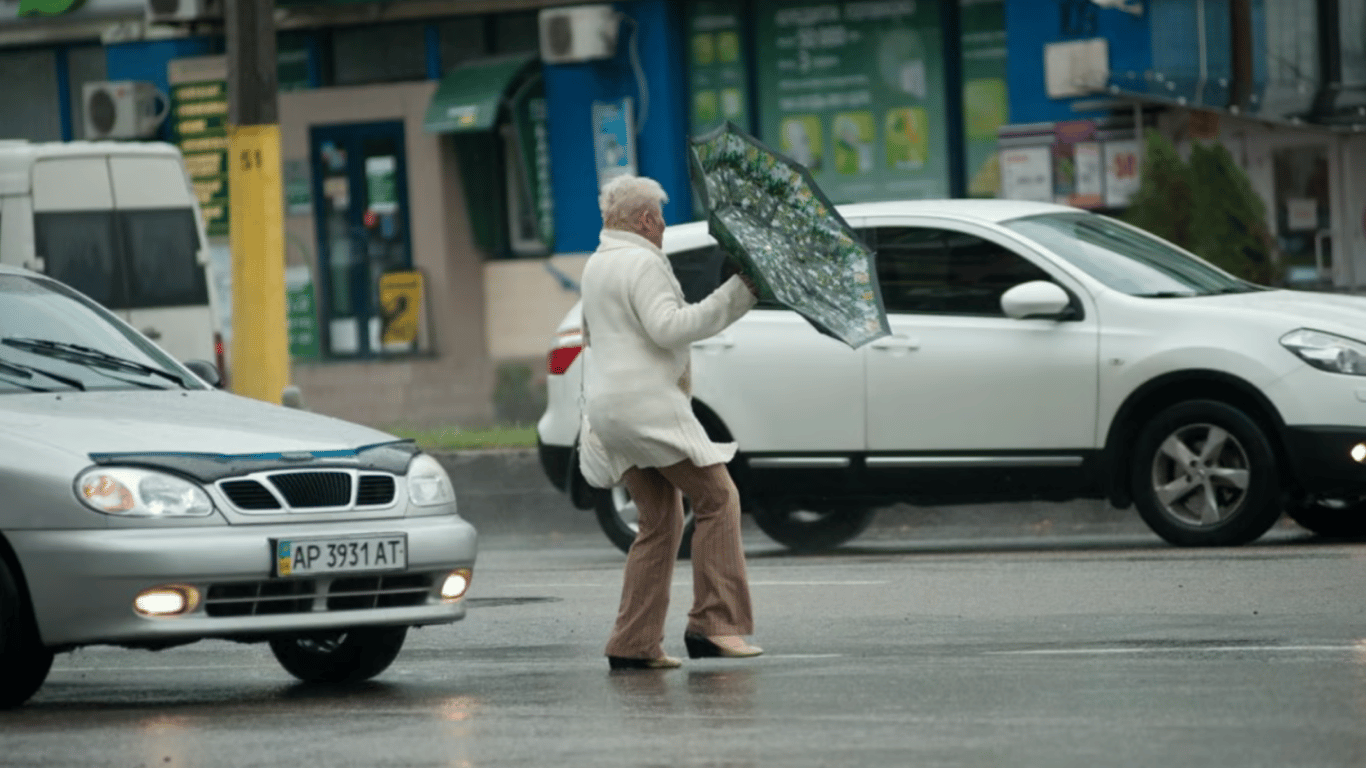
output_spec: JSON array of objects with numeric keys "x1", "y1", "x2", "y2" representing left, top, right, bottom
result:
[{"x1": 1, "y1": 0, "x2": 1360, "y2": 428}]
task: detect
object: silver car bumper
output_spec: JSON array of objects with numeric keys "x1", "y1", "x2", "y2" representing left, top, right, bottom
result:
[{"x1": 9, "y1": 515, "x2": 478, "y2": 648}]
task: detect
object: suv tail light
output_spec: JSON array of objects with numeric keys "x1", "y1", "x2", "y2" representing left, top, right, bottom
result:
[
  {"x1": 548, "y1": 345, "x2": 582, "y2": 375},
  {"x1": 548, "y1": 330, "x2": 583, "y2": 375}
]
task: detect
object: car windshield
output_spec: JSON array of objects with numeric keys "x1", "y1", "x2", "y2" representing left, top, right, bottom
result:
[
  {"x1": 0, "y1": 273, "x2": 199, "y2": 393},
  {"x1": 1001, "y1": 212, "x2": 1264, "y2": 297}
]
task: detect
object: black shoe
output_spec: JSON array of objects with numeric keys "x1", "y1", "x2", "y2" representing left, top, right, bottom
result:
[
  {"x1": 684, "y1": 632, "x2": 763, "y2": 659},
  {"x1": 608, "y1": 655, "x2": 682, "y2": 670}
]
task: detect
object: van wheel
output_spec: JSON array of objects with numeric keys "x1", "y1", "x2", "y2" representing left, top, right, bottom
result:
[
  {"x1": 269, "y1": 626, "x2": 407, "y2": 684},
  {"x1": 752, "y1": 505, "x2": 876, "y2": 552},
  {"x1": 0, "y1": 559, "x2": 53, "y2": 708},
  {"x1": 593, "y1": 487, "x2": 696, "y2": 559},
  {"x1": 1129, "y1": 400, "x2": 1281, "y2": 546}
]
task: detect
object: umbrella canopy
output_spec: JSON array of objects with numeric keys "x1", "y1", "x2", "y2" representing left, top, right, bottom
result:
[{"x1": 688, "y1": 121, "x2": 890, "y2": 349}]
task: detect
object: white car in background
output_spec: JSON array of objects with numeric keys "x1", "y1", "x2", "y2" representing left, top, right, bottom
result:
[{"x1": 537, "y1": 199, "x2": 1366, "y2": 554}]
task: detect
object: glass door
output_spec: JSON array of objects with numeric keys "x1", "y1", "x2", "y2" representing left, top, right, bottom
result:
[{"x1": 310, "y1": 121, "x2": 412, "y2": 357}]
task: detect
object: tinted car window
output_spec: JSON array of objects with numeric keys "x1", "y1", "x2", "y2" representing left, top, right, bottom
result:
[
  {"x1": 121, "y1": 209, "x2": 209, "y2": 308},
  {"x1": 1002, "y1": 212, "x2": 1259, "y2": 296},
  {"x1": 871, "y1": 226, "x2": 1053, "y2": 315},
  {"x1": 669, "y1": 245, "x2": 728, "y2": 304},
  {"x1": 35, "y1": 211, "x2": 125, "y2": 308}
]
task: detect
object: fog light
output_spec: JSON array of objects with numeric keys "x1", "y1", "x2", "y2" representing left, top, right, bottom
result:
[
  {"x1": 134, "y1": 585, "x2": 200, "y2": 617},
  {"x1": 1352, "y1": 444, "x2": 1366, "y2": 463},
  {"x1": 441, "y1": 569, "x2": 472, "y2": 601}
]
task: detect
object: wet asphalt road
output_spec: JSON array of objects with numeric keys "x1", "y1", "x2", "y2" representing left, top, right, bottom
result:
[{"x1": 4, "y1": 514, "x2": 1366, "y2": 768}]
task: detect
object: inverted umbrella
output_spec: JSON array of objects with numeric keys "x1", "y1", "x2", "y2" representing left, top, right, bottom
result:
[{"x1": 688, "y1": 121, "x2": 890, "y2": 349}]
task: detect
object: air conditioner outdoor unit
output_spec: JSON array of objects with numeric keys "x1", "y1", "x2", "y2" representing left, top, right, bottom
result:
[
  {"x1": 146, "y1": 0, "x2": 222, "y2": 24},
  {"x1": 82, "y1": 81, "x2": 171, "y2": 140},
  {"x1": 538, "y1": 4, "x2": 619, "y2": 64}
]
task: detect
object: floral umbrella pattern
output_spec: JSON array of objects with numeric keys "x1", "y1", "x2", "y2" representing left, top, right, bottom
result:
[{"x1": 688, "y1": 121, "x2": 890, "y2": 349}]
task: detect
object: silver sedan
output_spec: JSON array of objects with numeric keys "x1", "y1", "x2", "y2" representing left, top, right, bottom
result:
[{"x1": 0, "y1": 264, "x2": 477, "y2": 708}]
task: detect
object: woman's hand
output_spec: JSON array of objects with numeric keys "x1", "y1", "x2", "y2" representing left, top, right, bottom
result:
[{"x1": 739, "y1": 274, "x2": 758, "y2": 296}]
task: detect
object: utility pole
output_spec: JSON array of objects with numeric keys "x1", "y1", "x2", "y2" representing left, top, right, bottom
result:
[{"x1": 225, "y1": 0, "x2": 289, "y2": 405}]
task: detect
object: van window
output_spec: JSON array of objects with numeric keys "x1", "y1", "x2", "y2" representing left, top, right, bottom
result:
[
  {"x1": 34, "y1": 208, "x2": 206, "y2": 310},
  {"x1": 120, "y1": 209, "x2": 208, "y2": 308},
  {"x1": 35, "y1": 211, "x2": 124, "y2": 308}
]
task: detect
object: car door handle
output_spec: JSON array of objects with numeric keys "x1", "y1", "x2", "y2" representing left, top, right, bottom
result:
[
  {"x1": 693, "y1": 334, "x2": 735, "y2": 351},
  {"x1": 141, "y1": 326, "x2": 162, "y2": 340},
  {"x1": 870, "y1": 335, "x2": 919, "y2": 351}
]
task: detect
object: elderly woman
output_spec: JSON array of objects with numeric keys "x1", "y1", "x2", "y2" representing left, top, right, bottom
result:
[{"x1": 578, "y1": 174, "x2": 763, "y2": 670}]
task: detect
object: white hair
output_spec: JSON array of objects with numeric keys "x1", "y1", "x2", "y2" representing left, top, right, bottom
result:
[{"x1": 599, "y1": 174, "x2": 669, "y2": 231}]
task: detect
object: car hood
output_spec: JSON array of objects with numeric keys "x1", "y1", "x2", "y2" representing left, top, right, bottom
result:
[
  {"x1": 0, "y1": 390, "x2": 399, "y2": 460},
  {"x1": 1173, "y1": 289, "x2": 1366, "y2": 334}
]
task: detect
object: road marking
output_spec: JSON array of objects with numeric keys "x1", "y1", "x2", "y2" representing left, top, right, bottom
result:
[
  {"x1": 495, "y1": 580, "x2": 888, "y2": 589},
  {"x1": 985, "y1": 644, "x2": 1360, "y2": 656},
  {"x1": 748, "y1": 579, "x2": 885, "y2": 584}
]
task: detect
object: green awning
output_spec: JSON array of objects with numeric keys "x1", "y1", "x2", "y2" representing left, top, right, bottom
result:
[{"x1": 424, "y1": 54, "x2": 539, "y2": 134}]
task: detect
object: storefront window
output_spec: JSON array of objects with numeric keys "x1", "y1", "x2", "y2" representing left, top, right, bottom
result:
[
  {"x1": 494, "y1": 11, "x2": 540, "y2": 54},
  {"x1": 959, "y1": 0, "x2": 1008, "y2": 198},
  {"x1": 0, "y1": 49, "x2": 62, "y2": 141},
  {"x1": 332, "y1": 23, "x2": 428, "y2": 85}
]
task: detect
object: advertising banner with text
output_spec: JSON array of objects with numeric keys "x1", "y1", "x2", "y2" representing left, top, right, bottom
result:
[{"x1": 756, "y1": 0, "x2": 948, "y2": 204}]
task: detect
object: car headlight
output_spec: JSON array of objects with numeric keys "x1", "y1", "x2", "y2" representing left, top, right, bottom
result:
[
  {"x1": 76, "y1": 468, "x2": 214, "y2": 517},
  {"x1": 1280, "y1": 329, "x2": 1366, "y2": 375},
  {"x1": 407, "y1": 453, "x2": 456, "y2": 508}
]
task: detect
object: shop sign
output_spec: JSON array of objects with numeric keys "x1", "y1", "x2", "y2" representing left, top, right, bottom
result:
[
  {"x1": 285, "y1": 265, "x2": 320, "y2": 360},
  {"x1": 365, "y1": 156, "x2": 398, "y2": 216},
  {"x1": 1103, "y1": 139, "x2": 1141, "y2": 207},
  {"x1": 1000, "y1": 146, "x2": 1051, "y2": 202},
  {"x1": 168, "y1": 55, "x2": 230, "y2": 237},
  {"x1": 513, "y1": 92, "x2": 555, "y2": 248},
  {"x1": 592, "y1": 98, "x2": 637, "y2": 189},
  {"x1": 1052, "y1": 120, "x2": 1101, "y2": 208},
  {"x1": 756, "y1": 0, "x2": 949, "y2": 203},
  {"x1": 688, "y1": 2, "x2": 749, "y2": 134},
  {"x1": 378, "y1": 271, "x2": 423, "y2": 350},
  {"x1": 960, "y1": 0, "x2": 1009, "y2": 198}
]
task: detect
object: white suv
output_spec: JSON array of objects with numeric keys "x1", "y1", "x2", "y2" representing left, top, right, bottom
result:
[{"x1": 537, "y1": 199, "x2": 1366, "y2": 553}]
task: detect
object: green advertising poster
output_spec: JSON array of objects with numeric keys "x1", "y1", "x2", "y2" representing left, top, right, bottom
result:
[
  {"x1": 756, "y1": 0, "x2": 948, "y2": 203},
  {"x1": 688, "y1": 1, "x2": 749, "y2": 135},
  {"x1": 512, "y1": 86, "x2": 555, "y2": 249},
  {"x1": 960, "y1": 0, "x2": 1009, "y2": 198},
  {"x1": 286, "y1": 266, "x2": 321, "y2": 360}
]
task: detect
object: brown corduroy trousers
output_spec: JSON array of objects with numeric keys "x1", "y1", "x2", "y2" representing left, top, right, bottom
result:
[{"x1": 603, "y1": 459, "x2": 754, "y2": 660}]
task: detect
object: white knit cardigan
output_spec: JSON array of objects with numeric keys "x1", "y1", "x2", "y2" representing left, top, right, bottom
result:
[{"x1": 577, "y1": 229, "x2": 757, "y2": 488}]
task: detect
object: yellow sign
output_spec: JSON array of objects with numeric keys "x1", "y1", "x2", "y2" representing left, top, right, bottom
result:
[{"x1": 379, "y1": 271, "x2": 424, "y2": 347}]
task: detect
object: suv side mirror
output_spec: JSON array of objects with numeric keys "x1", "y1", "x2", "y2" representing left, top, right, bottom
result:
[
  {"x1": 1001, "y1": 281, "x2": 1072, "y2": 320},
  {"x1": 183, "y1": 359, "x2": 223, "y2": 389}
]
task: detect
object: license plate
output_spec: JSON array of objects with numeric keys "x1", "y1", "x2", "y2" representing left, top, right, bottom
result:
[{"x1": 274, "y1": 534, "x2": 407, "y2": 577}]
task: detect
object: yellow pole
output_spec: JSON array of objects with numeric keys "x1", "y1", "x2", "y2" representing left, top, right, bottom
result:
[{"x1": 226, "y1": 124, "x2": 289, "y2": 404}]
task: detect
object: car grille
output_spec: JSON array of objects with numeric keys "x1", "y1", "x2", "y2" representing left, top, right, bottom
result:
[
  {"x1": 203, "y1": 573, "x2": 435, "y2": 617},
  {"x1": 217, "y1": 470, "x2": 399, "y2": 512},
  {"x1": 270, "y1": 471, "x2": 351, "y2": 508}
]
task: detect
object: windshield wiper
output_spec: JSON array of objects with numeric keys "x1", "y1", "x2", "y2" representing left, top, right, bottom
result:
[
  {"x1": 0, "y1": 355, "x2": 86, "y2": 391},
  {"x1": 1132, "y1": 291, "x2": 1198, "y2": 298},
  {"x1": 1, "y1": 337, "x2": 186, "y2": 388}
]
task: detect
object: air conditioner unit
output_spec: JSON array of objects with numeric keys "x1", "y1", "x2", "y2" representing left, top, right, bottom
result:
[
  {"x1": 146, "y1": 0, "x2": 222, "y2": 24},
  {"x1": 538, "y1": 4, "x2": 619, "y2": 64},
  {"x1": 82, "y1": 81, "x2": 171, "y2": 140}
]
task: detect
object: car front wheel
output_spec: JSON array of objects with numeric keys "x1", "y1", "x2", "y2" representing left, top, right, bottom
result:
[
  {"x1": 1130, "y1": 400, "x2": 1281, "y2": 546},
  {"x1": 269, "y1": 626, "x2": 407, "y2": 684},
  {"x1": 594, "y1": 487, "x2": 696, "y2": 558},
  {"x1": 1285, "y1": 497, "x2": 1366, "y2": 539},
  {"x1": 0, "y1": 558, "x2": 54, "y2": 708},
  {"x1": 751, "y1": 505, "x2": 876, "y2": 552}
]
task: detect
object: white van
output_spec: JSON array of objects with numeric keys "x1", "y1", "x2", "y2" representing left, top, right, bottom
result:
[{"x1": 0, "y1": 140, "x2": 223, "y2": 378}]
